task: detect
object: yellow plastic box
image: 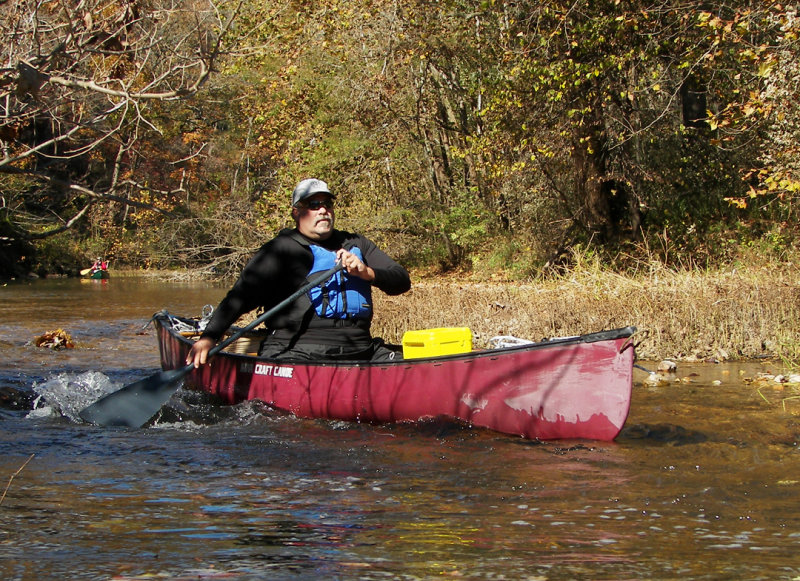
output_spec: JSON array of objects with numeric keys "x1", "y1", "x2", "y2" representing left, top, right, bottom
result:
[{"x1": 402, "y1": 327, "x2": 473, "y2": 359}]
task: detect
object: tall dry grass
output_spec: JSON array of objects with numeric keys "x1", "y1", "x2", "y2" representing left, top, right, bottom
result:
[{"x1": 372, "y1": 255, "x2": 800, "y2": 364}]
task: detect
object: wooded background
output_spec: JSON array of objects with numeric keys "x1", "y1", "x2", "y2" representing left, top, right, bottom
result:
[{"x1": 2, "y1": 0, "x2": 799, "y2": 279}]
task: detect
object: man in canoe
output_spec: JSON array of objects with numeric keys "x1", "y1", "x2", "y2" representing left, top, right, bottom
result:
[
  {"x1": 91, "y1": 257, "x2": 107, "y2": 273},
  {"x1": 187, "y1": 178, "x2": 411, "y2": 366}
]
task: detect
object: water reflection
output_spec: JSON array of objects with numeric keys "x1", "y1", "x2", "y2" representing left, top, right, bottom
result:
[{"x1": 0, "y1": 277, "x2": 799, "y2": 579}]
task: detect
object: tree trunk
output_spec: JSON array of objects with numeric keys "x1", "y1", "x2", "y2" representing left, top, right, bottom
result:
[
  {"x1": 571, "y1": 99, "x2": 641, "y2": 241},
  {"x1": 572, "y1": 114, "x2": 612, "y2": 240}
]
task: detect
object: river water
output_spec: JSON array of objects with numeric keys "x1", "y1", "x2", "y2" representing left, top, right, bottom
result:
[{"x1": 1, "y1": 276, "x2": 799, "y2": 580}]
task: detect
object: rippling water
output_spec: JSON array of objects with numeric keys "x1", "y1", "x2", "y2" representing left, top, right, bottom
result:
[{"x1": 1, "y1": 276, "x2": 799, "y2": 580}]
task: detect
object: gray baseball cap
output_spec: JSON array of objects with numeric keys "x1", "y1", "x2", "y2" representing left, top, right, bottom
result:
[{"x1": 291, "y1": 178, "x2": 333, "y2": 206}]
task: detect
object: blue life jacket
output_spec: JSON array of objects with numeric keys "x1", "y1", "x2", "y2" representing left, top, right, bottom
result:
[{"x1": 307, "y1": 245, "x2": 373, "y2": 320}]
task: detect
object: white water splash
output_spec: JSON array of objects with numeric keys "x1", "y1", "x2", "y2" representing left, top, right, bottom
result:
[{"x1": 28, "y1": 371, "x2": 120, "y2": 423}]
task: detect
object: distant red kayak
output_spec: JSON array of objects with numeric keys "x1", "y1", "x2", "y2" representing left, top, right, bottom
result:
[{"x1": 154, "y1": 312, "x2": 636, "y2": 440}]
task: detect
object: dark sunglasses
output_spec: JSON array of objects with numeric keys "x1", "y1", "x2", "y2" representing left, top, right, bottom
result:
[{"x1": 303, "y1": 199, "x2": 334, "y2": 210}]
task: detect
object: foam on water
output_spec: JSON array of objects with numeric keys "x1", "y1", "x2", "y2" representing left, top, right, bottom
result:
[{"x1": 28, "y1": 370, "x2": 120, "y2": 423}]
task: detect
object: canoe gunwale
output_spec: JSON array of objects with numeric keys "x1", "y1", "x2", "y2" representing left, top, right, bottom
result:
[{"x1": 154, "y1": 311, "x2": 637, "y2": 367}]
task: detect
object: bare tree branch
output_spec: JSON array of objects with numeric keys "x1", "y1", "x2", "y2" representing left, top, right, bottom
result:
[{"x1": 0, "y1": 0, "x2": 242, "y2": 242}]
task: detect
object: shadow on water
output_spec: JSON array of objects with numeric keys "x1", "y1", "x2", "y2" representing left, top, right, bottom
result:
[
  {"x1": 619, "y1": 422, "x2": 711, "y2": 445},
  {"x1": 1, "y1": 277, "x2": 800, "y2": 580}
]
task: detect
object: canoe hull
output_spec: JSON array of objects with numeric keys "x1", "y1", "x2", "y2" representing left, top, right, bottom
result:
[{"x1": 155, "y1": 313, "x2": 635, "y2": 440}]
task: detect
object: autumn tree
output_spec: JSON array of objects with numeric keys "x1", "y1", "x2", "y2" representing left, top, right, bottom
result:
[
  {"x1": 228, "y1": 0, "x2": 496, "y2": 269},
  {"x1": 9, "y1": 0, "x2": 791, "y2": 276},
  {"x1": 462, "y1": 1, "x2": 798, "y2": 265},
  {"x1": 724, "y1": 6, "x2": 800, "y2": 221},
  {"x1": 0, "y1": 0, "x2": 240, "y2": 274},
  {"x1": 192, "y1": 0, "x2": 800, "y2": 274}
]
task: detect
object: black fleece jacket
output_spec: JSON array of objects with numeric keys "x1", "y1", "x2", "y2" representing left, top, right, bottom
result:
[{"x1": 200, "y1": 228, "x2": 411, "y2": 349}]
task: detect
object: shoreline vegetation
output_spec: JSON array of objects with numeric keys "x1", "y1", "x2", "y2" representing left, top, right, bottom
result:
[
  {"x1": 102, "y1": 251, "x2": 800, "y2": 368},
  {"x1": 372, "y1": 264, "x2": 799, "y2": 367}
]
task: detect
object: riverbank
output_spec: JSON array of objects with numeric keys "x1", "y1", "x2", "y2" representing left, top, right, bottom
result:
[{"x1": 370, "y1": 261, "x2": 800, "y2": 365}]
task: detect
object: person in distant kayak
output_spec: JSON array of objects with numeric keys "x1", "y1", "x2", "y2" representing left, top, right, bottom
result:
[
  {"x1": 186, "y1": 178, "x2": 411, "y2": 366},
  {"x1": 90, "y1": 258, "x2": 108, "y2": 274}
]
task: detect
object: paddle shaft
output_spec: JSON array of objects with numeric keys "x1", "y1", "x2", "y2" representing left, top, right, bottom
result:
[
  {"x1": 205, "y1": 261, "x2": 345, "y2": 361},
  {"x1": 79, "y1": 261, "x2": 344, "y2": 427}
]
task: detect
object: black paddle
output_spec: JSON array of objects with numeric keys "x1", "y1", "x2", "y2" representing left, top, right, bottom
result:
[{"x1": 79, "y1": 262, "x2": 345, "y2": 428}]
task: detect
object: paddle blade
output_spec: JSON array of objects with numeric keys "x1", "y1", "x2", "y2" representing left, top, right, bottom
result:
[
  {"x1": 79, "y1": 367, "x2": 191, "y2": 427},
  {"x1": 80, "y1": 268, "x2": 92, "y2": 275}
]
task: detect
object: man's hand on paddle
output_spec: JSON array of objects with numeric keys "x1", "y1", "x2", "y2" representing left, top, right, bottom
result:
[
  {"x1": 186, "y1": 336, "x2": 216, "y2": 368},
  {"x1": 336, "y1": 249, "x2": 375, "y2": 282}
]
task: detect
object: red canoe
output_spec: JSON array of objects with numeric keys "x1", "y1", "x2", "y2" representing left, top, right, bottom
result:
[{"x1": 154, "y1": 312, "x2": 637, "y2": 440}]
